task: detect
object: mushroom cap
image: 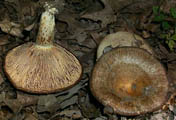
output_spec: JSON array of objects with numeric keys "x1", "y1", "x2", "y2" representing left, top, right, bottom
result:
[
  {"x1": 4, "y1": 42, "x2": 82, "y2": 93},
  {"x1": 97, "y1": 31, "x2": 154, "y2": 59},
  {"x1": 91, "y1": 47, "x2": 168, "y2": 116}
]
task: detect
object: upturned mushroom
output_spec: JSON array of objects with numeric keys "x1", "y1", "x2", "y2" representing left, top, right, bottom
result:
[
  {"x1": 90, "y1": 47, "x2": 168, "y2": 116},
  {"x1": 4, "y1": 4, "x2": 82, "y2": 93},
  {"x1": 97, "y1": 31, "x2": 154, "y2": 60}
]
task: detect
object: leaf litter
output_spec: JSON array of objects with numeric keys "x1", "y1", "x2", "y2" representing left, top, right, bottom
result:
[{"x1": 0, "y1": 0, "x2": 176, "y2": 120}]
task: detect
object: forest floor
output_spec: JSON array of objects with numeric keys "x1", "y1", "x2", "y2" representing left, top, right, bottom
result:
[{"x1": 0, "y1": 0, "x2": 176, "y2": 120}]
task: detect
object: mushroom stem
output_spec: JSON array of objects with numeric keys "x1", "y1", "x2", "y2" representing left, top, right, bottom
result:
[{"x1": 36, "y1": 8, "x2": 57, "y2": 46}]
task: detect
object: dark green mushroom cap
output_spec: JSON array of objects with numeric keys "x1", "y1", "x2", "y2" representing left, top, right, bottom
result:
[{"x1": 91, "y1": 47, "x2": 168, "y2": 116}]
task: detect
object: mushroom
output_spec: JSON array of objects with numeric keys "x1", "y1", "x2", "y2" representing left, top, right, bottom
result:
[
  {"x1": 4, "y1": 4, "x2": 82, "y2": 93},
  {"x1": 90, "y1": 47, "x2": 168, "y2": 116},
  {"x1": 97, "y1": 31, "x2": 154, "y2": 60}
]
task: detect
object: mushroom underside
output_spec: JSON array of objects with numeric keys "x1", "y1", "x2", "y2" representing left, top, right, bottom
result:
[{"x1": 4, "y1": 42, "x2": 82, "y2": 93}]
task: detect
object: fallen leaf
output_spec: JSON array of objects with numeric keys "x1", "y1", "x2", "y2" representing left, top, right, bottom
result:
[
  {"x1": 160, "y1": 0, "x2": 176, "y2": 13},
  {"x1": 150, "y1": 112, "x2": 168, "y2": 120},
  {"x1": 168, "y1": 63, "x2": 176, "y2": 85},
  {"x1": 0, "y1": 18, "x2": 23, "y2": 37},
  {"x1": 108, "y1": 0, "x2": 157, "y2": 13},
  {"x1": 81, "y1": 0, "x2": 116, "y2": 28},
  {"x1": 0, "y1": 92, "x2": 5, "y2": 103},
  {"x1": 37, "y1": 95, "x2": 58, "y2": 113},
  {"x1": 89, "y1": 32, "x2": 102, "y2": 45},
  {"x1": 94, "y1": 116, "x2": 108, "y2": 120},
  {"x1": 79, "y1": 38, "x2": 97, "y2": 49},
  {"x1": 55, "y1": 79, "x2": 87, "y2": 101},
  {"x1": 142, "y1": 31, "x2": 151, "y2": 38},
  {"x1": 0, "y1": 73, "x2": 4, "y2": 86},
  {"x1": 0, "y1": 106, "x2": 13, "y2": 120},
  {"x1": 58, "y1": 109, "x2": 82, "y2": 119},
  {"x1": 58, "y1": 11, "x2": 85, "y2": 35},
  {"x1": 24, "y1": 113, "x2": 38, "y2": 120},
  {"x1": 17, "y1": 91, "x2": 38, "y2": 107},
  {"x1": 24, "y1": 22, "x2": 35, "y2": 31},
  {"x1": 59, "y1": 95, "x2": 78, "y2": 109},
  {"x1": 78, "y1": 94, "x2": 100, "y2": 118},
  {"x1": 4, "y1": 99, "x2": 22, "y2": 113},
  {"x1": 75, "y1": 32, "x2": 87, "y2": 43},
  {"x1": 0, "y1": 35, "x2": 10, "y2": 46}
]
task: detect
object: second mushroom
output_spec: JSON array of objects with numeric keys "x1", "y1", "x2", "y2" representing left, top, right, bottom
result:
[{"x1": 90, "y1": 31, "x2": 169, "y2": 116}]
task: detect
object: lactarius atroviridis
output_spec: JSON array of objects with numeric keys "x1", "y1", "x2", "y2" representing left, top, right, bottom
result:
[
  {"x1": 91, "y1": 47, "x2": 168, "y2": 116},
  {"x1": 90, "y1": 31, "x2": 168, "y2": 116},
  {"x1": 4, "y1": 5, "x2": 82, "y2": 94}
]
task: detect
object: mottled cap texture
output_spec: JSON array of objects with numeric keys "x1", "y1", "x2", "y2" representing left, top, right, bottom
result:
[
  {"x1": 97, "y1": 31, "x2": 154, "y2": 59},
  {"x1": 91, "y1": 47, "x2": 168, "y2": 116},
  {"x1": 4, "y1": 42, "x2": 82, "y2": 93}
]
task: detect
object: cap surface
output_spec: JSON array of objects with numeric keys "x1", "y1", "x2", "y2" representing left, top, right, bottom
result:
[
  {"x1": 91, "y1": 47, "x2": 168, "y2": 116},
  {"x1": 4, "y1": 42, "x2": 82, "y2": 93},
  {"x1": 97, "y1": 31, "x2": 154, "y2": 59}
]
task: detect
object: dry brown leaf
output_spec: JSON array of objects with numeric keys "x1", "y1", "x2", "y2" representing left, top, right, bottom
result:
[
  {"x1": 160, "y1": 0, "x2": 176, "y2": 13},
  {"x1": 94, "y1": 116, "x2": 107, "y2": 120},
  {"x1": 24, "y1": 113, "x2": 38, "y2": 120},
  {"x1": 16, "y1": 92, "x2": 38, "y2": 107},
  {"x1": 167, "y1": 53, "x2": 176, "y2": 62},
  {"x1": 0, "y1": 74, "x2": 4, "y2": 86},
  {"x1": 78, "y1": 94, "x2": 100, "y2": 118},
  {"x1": 0, "y1": 35, "x2": 10, "y2": 46},
  {"x1": 90, "y1": 32, "x2": 102, "y2": 45},
  {"x1": 37, "y1": 95, "x2": 58, "y2": 113},
  {"x1": 145, "y1": 24, "x2": 160, "y2": 33},
  {"x1": 75, "y1": 32, "x2": 87, "y2": 43},
  {"x1": 0, "y1": 56, "x2": 4, "y2": 85},
  {"x1": 80, "y1": 52, "x2": 95, "y2": 74},
  {"x1": 55, "y1": 78, "x2": 87, "y2": 100},
  {"x1": 58, "y1": 109, "x2": 82, "y2": 119},
  {"x1": 58, "y1": 12, "x2": 85, "y2": 35},
  {"x1": 60, "y1": 95, "x2": 78, "y2": 109},
  {"x1": 0, "y1": 18, "x2": 23, "y2": 37},
  {"x1": 81, "y1": 0, "x2": 116, "y2": 28},
  {"x1": 108, "y1": 0, "x2": 157, "y2": 13},
  {"x1": 154, "y1": 44, "x2": 169, "y2": 60},
  {"x1": 150, "y1": 112, "x2": 169, "y2": 120},
  {"x1": 168, "y1": 63, "x2": 176, "y2": 85},
  {"x1": 0, "y1": 107, "x2": 13, "y2": 120},
  {"x1": 24, "y1": 22, "x2": 35, "y2": 31},
  {"x1": 4, "y1": 99, "x2": 22, "y2": 113},
  {"x1": 142, "y1": 30, "x2": 150, "y2": 38}
]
